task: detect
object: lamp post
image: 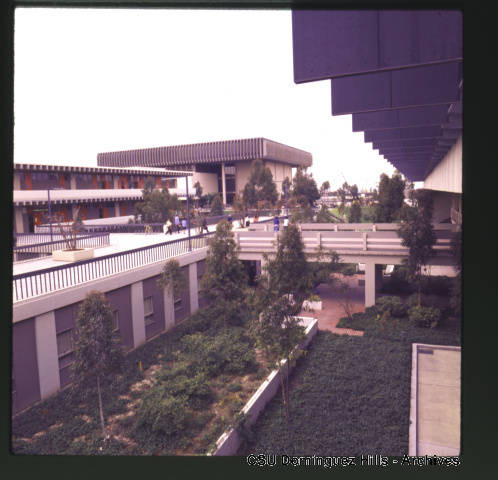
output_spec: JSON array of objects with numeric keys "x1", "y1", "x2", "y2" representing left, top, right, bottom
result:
[
  {"x1": 47, "y1": 188, "x2": 53, "y2": 243},
  {"x1": 185, "y1": 176, "x2": 191, "y2": 252}
]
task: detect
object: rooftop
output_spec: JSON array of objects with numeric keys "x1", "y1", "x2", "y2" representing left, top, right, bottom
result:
[{"x1": 97, "y1": 138, "x2": 313, "y2": 169}]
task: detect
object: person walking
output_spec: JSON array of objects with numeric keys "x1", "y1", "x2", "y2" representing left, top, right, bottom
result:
[
  {"x1": 283, "y1": 216, "x2": 289, "y2": 229},
  {"x1": 165, "y1": 219, "x2": 173, "y2": 235},
  {"x1": 174, "y1": 214, "x2": 180, "y2": 233},
  {"x1": 201, "y1": 217, "x2": 209, "y2": 234},
  {"x1": 273, "y1": 216, "x2": 280, "y2": 232},
  {"x1": 181, "y1": 218, "x2": 187, "y2": 232}
]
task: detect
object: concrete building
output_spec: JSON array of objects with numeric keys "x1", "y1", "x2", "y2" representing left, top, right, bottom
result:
[
  {"x1": 97, "y1": 137, "x2": 312, "y2": 205},
  {"x1": 13, "y1": 163, "x2": 191, "y2": 233}
]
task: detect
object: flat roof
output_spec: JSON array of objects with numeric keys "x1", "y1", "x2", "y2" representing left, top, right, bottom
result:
[
  {"x1": 14, "y1": 162, "x2": 192, "y2": 177},
  {"x1": 409, "y1": 343, "x2": 461, "y2": 456},
  {"x1": 97, "y1": 138, "x2": 313, "y2": 169}
]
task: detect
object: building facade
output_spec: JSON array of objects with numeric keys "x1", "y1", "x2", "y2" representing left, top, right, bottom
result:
[
  {"x1": 13, "y1": 163, "x2": 190, "y2": 233},
  {"x1": 97, "y1": 137, "x2": 313, "y2": 205}
]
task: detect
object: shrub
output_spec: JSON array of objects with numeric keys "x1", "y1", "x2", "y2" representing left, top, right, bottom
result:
[
  {"x1": 375, "y1": 296, "x2": 407, "y2": 318},
  {"x1": 408, "y1": 306, "x2": 441, "y2": 328},
  {"x1": 227, "y1": 382, "x2": 243, "y2": 393},
  {"x1": 420, "y1": 275, "x2": 452, "y2": 296},
  {"x1": 180, "y1": 332, "x2": 257, "y2": 377}
]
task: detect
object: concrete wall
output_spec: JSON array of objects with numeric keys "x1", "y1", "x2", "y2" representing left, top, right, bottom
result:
[
  {"x1": 12, "y1": 249, "x2": 207, "y2": 413},
  {"x1": 235, "y1": 160, "x2": 293, "y2": 196},
  {"x1": 12, "y1": 318, "x2": 41, "y2": 413},
  {"x1": 235, "y1": 161, "x2": 253, "y2": 195},
  {"x1": 192, "y1": 171, "x2": 219, "y2": 195},
  {"x1": 424, "y1": 135, "x2": 462, "y2": 194},
  {"x1": 432, "y1": 191, "x2": 460, "y2": 223}
]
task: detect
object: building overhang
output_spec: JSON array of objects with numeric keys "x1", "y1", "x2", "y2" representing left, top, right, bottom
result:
[{"x1": 291, "y1": 10, "x2": 462, "y2": 182}]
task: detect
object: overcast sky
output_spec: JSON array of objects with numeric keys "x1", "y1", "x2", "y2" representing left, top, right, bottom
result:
[{"x1": 14, "y1": 8, "x2": 395, "y2": 191}]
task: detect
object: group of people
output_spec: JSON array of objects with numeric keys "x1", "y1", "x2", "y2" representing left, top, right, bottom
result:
[{"x1": 163, "y1": 214, "x2": 209, "y2": 236}]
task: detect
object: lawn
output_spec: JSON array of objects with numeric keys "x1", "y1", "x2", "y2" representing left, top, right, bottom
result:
[
  {"x1": 11, "y1": 307, "x2": 274, "y2": 456},
  {"x1": 240, "y1": 301, "x2": 460, "y2": 455}
]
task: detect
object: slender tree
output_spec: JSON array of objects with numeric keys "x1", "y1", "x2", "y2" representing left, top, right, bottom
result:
[
  {"x1": 374, "y1": 172, "x2": 406, "y2": 223},
  {"x1": 320, "y1": 180, "x2": 330, "y2": 196},
  {"x1": 200, "y1": 220, "x2": 248, "y2": 328},
  {"x1": 157, "y1": 259, "x2": 188, "y2": 296},
  {"x1": 398, "y1": 188, "x2": 437, "y2": 306},
  {"x1": 71, "y1": 291, "x2": 123, "y2": 438},
  {"x1": 210, "y1": 193, "x2": 224, "y2": 216},
  {"x1": 291, "y1": 168, "x2": 320, "y2": 208},
  {"x1": 242, "y1": 159, "x2": 279, "y2": 209},
  {"x1": 348, "y1": 200, "x2": 362, "y2": 223}
]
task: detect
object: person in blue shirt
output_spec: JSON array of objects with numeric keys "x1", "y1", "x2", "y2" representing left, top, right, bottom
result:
[{"x1": 273, "y1": 216, "x2": 280, "y2": 232}]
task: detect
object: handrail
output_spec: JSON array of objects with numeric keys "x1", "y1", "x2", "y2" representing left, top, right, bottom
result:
[{"x1": 13, "y1": 232, "x2": 214, "y2": 303}]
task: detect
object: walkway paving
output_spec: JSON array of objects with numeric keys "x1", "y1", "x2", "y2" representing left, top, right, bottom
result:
[{"x1": 299, "y1": 274, "x2": 366, "y2": 336}]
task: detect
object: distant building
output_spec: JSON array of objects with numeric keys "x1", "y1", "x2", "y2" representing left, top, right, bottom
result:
[
  {"x1": 13, "y1": 163, "x2": 190, "y2": 233},
  {"x1": 97, "y1": 138, "x2": 312, "y2": 205}
]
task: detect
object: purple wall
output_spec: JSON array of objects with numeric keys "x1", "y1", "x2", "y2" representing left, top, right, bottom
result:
[
  {"x1": 12, "y1": 318, "x2": 41, "y2": 413},
  {"x1": 174, "y1": 266, "x2": 191, "y2": 323},
  {"x1": 54, "y1": 303, "x2": 79, "y2": 387},
  {"x1": 142, "y1": 275, "x2": 166, "y2": 340},
  {"x1": 196, "y1": 260, "x2": 208, "y2": 308},
  {"x1": 106, "y1": 286, "x2": 134, "y2": 350}
]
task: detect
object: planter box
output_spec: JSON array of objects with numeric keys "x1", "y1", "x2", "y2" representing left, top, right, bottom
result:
[
  {"x1": 52, "y1": 248, "x2": 94, "y2": 262},
  {"x1": 211, "y1": 316, "x2": 318, "y2": 456},
  {"x1": 303, "y1": 300, "x2": 322, "y2": 311}
]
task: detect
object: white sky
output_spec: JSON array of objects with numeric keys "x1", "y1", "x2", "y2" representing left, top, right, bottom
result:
[{"x1": 14, "y1": 8, "x2": 395, "y2": 191}]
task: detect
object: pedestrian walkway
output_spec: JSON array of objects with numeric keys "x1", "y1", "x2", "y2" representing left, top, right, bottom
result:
[{"x1": 298, "y1": 274, "x2": 366, "y2": 336}]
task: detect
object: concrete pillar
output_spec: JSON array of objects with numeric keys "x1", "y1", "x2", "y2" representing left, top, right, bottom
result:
[
  {"x1": 34, "y1": 311, "x2": 61, "y2": 398},
  {"x1": 14, "y1": 207, "x2": 24, "y2": 234},
  {"x1": 364, "y1": 262, "x2": 377, "y2": 307},
  {"x1": 13, "y1": 172, "x2": 21, "y2": 190},
  {"x1": 189, "y1": 262, "x2": 199, "y2": 314},
  {"x1": 221, "y1": 162, "x2": 227, "y2": 205},
  {"x1": 70, "y1": 174, "x2": 76, "y2": 190},
  {"x1": 163, "y1": 287, "x2": 174, "y2": 331},
  {"x1": 114, "y1": 201, "x2": 120, "y2": 217},
  {"x1": 113, "y1": 175, "x2": 119, "y2": 189},
  {"x1": 71, "y1": 203, "x2": 79, "y2": 221},
  {"x1": 131, "y1": 281, "x2": 146, "y2": 348}
]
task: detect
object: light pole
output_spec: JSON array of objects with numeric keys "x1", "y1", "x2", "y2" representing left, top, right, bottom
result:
[
  {"x1": 47, "y1": 188, "x2": 53, "y2": 243},
  {"x1": 185, "y1": 176, "x2": 191, "y2": 252}
]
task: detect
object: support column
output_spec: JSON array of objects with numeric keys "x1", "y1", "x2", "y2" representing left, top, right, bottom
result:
[
  {"x1": 70, "y1": 174, "x2": 76, "y2": 190},
  {"x1": 189, "y1": 262, "x2": 199, "y2": 314},
  {"x1": 163, "y1": 286, "x2": 174, "y2": 332},
  {"x1": 364, "y1": 262, "x2": 377, "y2": 307},
  {"x1": 14, "y1": 207, "x2": 24, "y2": 234},
  {"x1": 13, "y1": 172, "x2": 21, "y2": 190},
  {"x1": 71, "y1": 203, "x2": 79, "y2": 221},
  {"x1": 114, "y1": 201, "x2": 120, "y2": 218},
  {"x1": 113, "y1": 175, "x2": 119, "y2": 189},
  {"x1": 34, "y1": 311, "x2": 61, "y2": 399},
  {"x1": 131, "y1": 281, "x2": 146, "y2": 348},
  {"x1": 221, "y1": 162, "x2": 227, "y2": 205}
]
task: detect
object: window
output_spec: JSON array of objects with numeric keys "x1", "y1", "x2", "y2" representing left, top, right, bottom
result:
[
  {"x1": 112, "y1": 310, "x2": 120, "y2": 332},
  {"x1": 144, "y1": 296, "x2": 155, "y2": 326},
  {"x1": 57, "y1": 329, "x2": 73, "y2": 358},
  {"x1": 174, "y1": 295, "x2": 182, "y2": 311}
]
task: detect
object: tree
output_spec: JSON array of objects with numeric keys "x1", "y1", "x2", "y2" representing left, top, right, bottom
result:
[
  {"x1": 315, "y1": 204, "x2": 334, "y2": 223},
  {"x1": 398, "y1": 188, "x2": 437, "y2": 306},
  {"x1": 242, "y1": 159, "x2": 278, "y2": 209},
  {"x1": 263, "y1": 223, "x2": 312, "y2": 315},
  {"x1": 251, "y1": 296, "x2": 305, "y2": 424},
  {"x1": 157, "y1": 259, "x2": 188, "y2": 295},
  {"x1": 54, "y1": 207, "x2": 84, "y2": 250},
  {"x1": 134, "y1": 184, "x2": 179, "y2": 224},
  {"x1": 348, "y1": 200, "x2": 362, "y2": 223},
  {"x1": 348, "y1": 184, "x2": 359, "y2": 201},
  {"x1": 291, "y1": 168, "x2": 320, "y2": 208},
  {"x1": 374, "y1": 172, "x2": 406, "y2": 223},
  {"x1": 320, "y1": 181, "x2": 330, "y2": 196},
  {"x1": 200, "y1": 220, "x2": 249, "y2": 328},
  {"x1": 210, "y1": 194, "x2": 224, "y2": 216},
  {"x1": 71, "y1": 291, "x2": 123, "y2": 437}
]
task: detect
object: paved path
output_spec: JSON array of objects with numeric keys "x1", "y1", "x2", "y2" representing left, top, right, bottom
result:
[{"x1": 298, "y1": 274, "x2": 366, "y2": 336}]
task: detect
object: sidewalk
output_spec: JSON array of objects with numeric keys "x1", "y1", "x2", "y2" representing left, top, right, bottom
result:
[{"x1": 299, "y1": 274, "x2": 366, "y2": 336}]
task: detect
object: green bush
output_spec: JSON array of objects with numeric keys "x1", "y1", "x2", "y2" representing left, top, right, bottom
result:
[
  {"x1": 227, "y1": 382, "x2": 243, "y2": 393},
  {"x1": 375, "y1": 296, "x2": 407, "y2": 318},
  {"x1": 420, "y1": 275, "x2": 452, "y2": 296},
  {"x1": 408, "y1": 305, "x2": 441, "y2": 328},
  {"x1": 180, "y1": 331, "x2": 257, "y2": 377}
]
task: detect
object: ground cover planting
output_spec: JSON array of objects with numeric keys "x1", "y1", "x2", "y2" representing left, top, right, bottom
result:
[
  {"x1": 240, "y1": 298, "x2": 460, "y2": 455},
  {"x1": 11, "y1": 307, "x2": 275, "y2": 455}
]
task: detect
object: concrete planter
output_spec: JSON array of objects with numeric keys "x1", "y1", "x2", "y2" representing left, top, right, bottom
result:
[
  {"x1": 303, "y1": 300, "x2": 322, "y2": 311},
  {"x1": 211, "y1": 316, "x2": 318, "y2": 456},
  {"x1": 52, "y1": 248, "x2": 94, "y2": 262}
]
